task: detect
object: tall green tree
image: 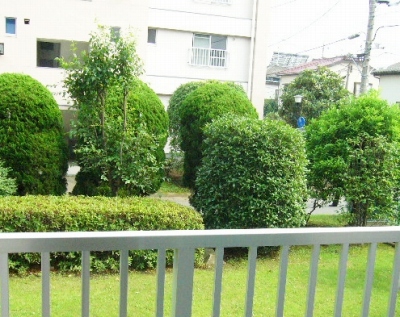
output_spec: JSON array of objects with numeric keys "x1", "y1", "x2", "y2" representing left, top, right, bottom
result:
[
  {"x1": 306, "y1": 91, "x2": 400, "y2": 226},
  {"x1": 279, "y1": 67, "x2": 350, "y2": 127},
  {"x1": 60, "y1": 26, "x2": 165, "y2": 196}
]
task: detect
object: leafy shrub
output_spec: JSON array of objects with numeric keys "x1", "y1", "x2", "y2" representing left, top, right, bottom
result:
[
  {"x1": 168, "y1": 81, "x2": 206, "y2": 153},
  {"x1": 0, "y1": 160, "x2": 16, "y2": 196},
  {"x1": 0, "y1": 196, "x2": 204, "y2": 273},
  {"x1": 306, "y1": 91, "x2": 400, "y2": 226},
  {"x1": 179, "y1": 81, "x2": 258, "y2": 188},
  {"x1": 191, "y1": 115, "x2": 308, "y2": 229},
  {"x1": 279, "y1": 67, "x2": 350, "y2": 127},
  {"x1": 0, "y1": 73, "x2": 68, "y2": 195},
  {"x1": 73, "y1": 79, "x2": 168, "y2": 196}
]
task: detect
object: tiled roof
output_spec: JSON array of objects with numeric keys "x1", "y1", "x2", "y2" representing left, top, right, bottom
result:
[
  {"x1": 277, "y1": 56, "x2": 349, "y2": 76},
  {"x1": 372, "y1": 62, "x2": 400, "y2": 76}
]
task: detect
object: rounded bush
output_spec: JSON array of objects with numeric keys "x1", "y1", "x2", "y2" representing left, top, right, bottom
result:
[
  {"x1": 0, "y1": 195, "x2": 204, "y2": 272},
  {"x1": 0, "y1": 73, "x2": 68, "y2": 195},
  {"x1": 168, "y1": 81, "x2": 206, "y2": 152},
  {"x1": 73, "y1": 79, "x2": 168, "y2": 196},
  {"x1": 179, "y1": 81, "x2": 258, "y2": 188},
  {"x1": 191, "y1": 115, "x2": 308, "y2": 229}
]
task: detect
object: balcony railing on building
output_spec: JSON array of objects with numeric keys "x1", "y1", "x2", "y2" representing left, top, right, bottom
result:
[
  {"x1": 1, "y1": 227, "x2": 400, "y2": 316},
  {"x1": 189, "y1": 47, "x2": 228, "y2": 68}
]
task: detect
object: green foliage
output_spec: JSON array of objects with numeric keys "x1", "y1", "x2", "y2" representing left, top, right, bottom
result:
[
  {"x1": 0, "y1": 73, "x2": 68, "y2": 195},
  {"x1": 179, "y1": 81, "x2": 258, "y2": 188},
  {"x1": 306, "y1": 91, "x2": 400, "y2": 226},
  {"x1": 279, "y1": 67, "x2": 350, "y2": 127},
  {"x1": 191, "y1": 115, "x2": 308, "y2": 229},
  {"x1": 72, "y1": 80, "x2": 168, "y2": 196},
  {"x1": 0, "y1": 160, "x2": 16, "y2": 196},
  {"x1": 263, "y1": 99, "x2": 278, "y2": 117},
  {"x1": 167, "y1": 81, "x2": 206, "y2": 152},
  {"x1": 0, "y1": 196, "x2": 204, "y2": 272},
  {"x1": 60, "y1": 26, "x2": 165, "y2": 196}
]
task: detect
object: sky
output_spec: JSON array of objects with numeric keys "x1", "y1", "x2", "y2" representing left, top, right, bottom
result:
[{"x1": 266, "y1": 0, "x2": 400, "y2": 69}]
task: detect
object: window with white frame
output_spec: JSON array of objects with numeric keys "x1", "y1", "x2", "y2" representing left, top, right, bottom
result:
[
  {"x1": 190, "y1": 34, "x2": 227, "y2": 68},
  {"x1": 37, "y1": 41, "x2": 61, "y2": 68},
  {"x1": 5, "y1": 17, "x2": 16, "y2": 35},
  {"x1": 148, "y1": 28, "x2": 156, "y2": 44}
]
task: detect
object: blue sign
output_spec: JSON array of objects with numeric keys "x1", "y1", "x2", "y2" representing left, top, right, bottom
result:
[{"x1": 297, "y1": 117, "x2": 306, "y2": 128}]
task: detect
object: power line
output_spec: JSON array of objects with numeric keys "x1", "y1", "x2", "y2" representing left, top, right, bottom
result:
[
  {"x1": 268, "y1": 0, "x2": 343, "y2": 47},
  {"x1": 270, "y1": 0, "x2": 299, "y2": 9}
]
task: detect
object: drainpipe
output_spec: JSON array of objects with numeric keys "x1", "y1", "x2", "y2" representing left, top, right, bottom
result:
[{"x1": 247, "y1": 0, "x2": 258, "y2": 100}]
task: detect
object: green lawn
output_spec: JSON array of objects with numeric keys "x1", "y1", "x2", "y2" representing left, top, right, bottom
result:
[{"x1": 9, "y1": 243, "x2": 399, "y2": 316}]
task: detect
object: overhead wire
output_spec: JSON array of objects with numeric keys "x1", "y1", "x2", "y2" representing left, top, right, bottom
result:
[{"x1": 268, "y1": 0, "x2": 343, "y2": 48}]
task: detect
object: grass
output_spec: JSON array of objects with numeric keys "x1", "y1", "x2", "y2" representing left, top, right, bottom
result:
[{"x1": 8, "y1": 243, "x2": 399, "y2": 316}]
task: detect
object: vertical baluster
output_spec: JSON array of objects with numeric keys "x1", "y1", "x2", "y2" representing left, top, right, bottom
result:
[
  {"x1": 171, "y1": 248, "x2": 195, "y2": 317},
  {"x1": 119, "y1": 249, "x2": 129, "y2": 317},
  {"x1": 334, "y1": 243, "x2": 349, "y2": 317},
  {"x1": 276, "y1": 245, "x2": 290, "y2": 317},
  {"x1": 362, "y1": 243, "x2": 377, "y2": 316},
  {"x1": 212, "y1": 248, "x2": 224, "y2": 317},
  {"x1": 388, "y1": 242, "x2": 400, "y2": 317},
  {"x1": 41, "y1": 252, "x2": 51, "y2": 317},
  {"x1": 244, "y1": 247, "x2": 258, "y2": 317},
  {"x1": 155, "y1": 249, "x2": 166, "y2": 317},
  {"x1": 81, "y1": 251, "x2": 90, "y2": 317},
  {"x1": 306, "y1": 244, "x2": 321, "y2": 317},
  {"x1": 0, "y1": 253, "x2": 9, "y2": 317}
]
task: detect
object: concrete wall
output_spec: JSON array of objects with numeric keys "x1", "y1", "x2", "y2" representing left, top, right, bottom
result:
[{"x1": 378, "y1": 75, "x2": 400, "y2": 104}]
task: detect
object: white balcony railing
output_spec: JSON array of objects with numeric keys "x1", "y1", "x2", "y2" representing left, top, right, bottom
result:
[
  {"x1": 189, "y1": 47, "x2": 228, "y2": 68},
  {"x1": 1, "y1": 227, "x2": 400, "y2": 316}
]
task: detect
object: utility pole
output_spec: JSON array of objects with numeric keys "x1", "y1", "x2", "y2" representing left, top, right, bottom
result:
[{"x1": 360, "y1": 0, "x2": 376, "y2": 95}]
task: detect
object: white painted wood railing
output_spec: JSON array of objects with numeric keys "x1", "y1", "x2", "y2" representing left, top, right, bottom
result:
[{"x1": 0, "y1": 227, "x2": 400, "y2": 316}]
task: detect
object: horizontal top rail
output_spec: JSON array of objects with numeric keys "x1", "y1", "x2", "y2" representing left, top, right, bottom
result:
[{"x1": 0, "y1": 227, "x2": 400, "y2": 252}]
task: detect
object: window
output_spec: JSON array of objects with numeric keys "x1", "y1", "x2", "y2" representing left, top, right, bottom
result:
[
  {"x1": 148, "y1": 28, "x2": 156, "y2": 44},
  {"x1": 37, "y1": 41, "x2": 61, "y2": 68},
  {"x1": 190, "y1": 34, "x2": 227, "y2": 68},
  {"x1": 6, "y1": 17, "x2": 16, "y2": 35},
  {"x1": 266, "y1": 76, "x2": 280, "y2": 85}
]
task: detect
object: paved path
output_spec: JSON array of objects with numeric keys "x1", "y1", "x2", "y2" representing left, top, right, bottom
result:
[{"x1": 152, "y1": 194, "x2": 346, "y2": 216}]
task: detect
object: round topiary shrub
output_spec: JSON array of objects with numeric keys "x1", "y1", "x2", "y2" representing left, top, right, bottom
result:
[
  {"x1": 168, "y1": 81, "x2": 206, "y2": 153},
  {"x1": 179, "y1": 81, "x2": 258, "y2": 188},
  {"x1": 73, "y1": 79, "x2": 168, "y2": 196},
  {"x1": 191, "y1": 115, "x2": 308, "y2": 229},
  {"x1": 0, "y1": 73, "x2": 68, "y2": 195},
  {"x1": 0, "y1": 160, "x2": 16, "y2": 196}
]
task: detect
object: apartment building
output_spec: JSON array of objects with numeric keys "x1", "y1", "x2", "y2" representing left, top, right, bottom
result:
[{"x1": 1, "y1": 0, "x2": 268, "y2": 119}]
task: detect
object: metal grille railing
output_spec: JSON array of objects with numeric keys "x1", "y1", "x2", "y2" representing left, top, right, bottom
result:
[
  {"x1": 189, "y1": 47, "x2": 228, "y2": 68},
  {"x1": 0, "y1": 227, "x2": 400, "y2": 316}
]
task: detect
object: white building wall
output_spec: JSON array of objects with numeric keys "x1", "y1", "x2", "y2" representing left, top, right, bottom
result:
[
  {"x1": 146, "y1": 0, "x2": 268, "y2": 117},
  {"x1": 378, "y1": 75, "x2": 400, "y2": 104},
  {"x1": 1, "y1": 0, "x2": 268, "y2": 117},
  {"x1": 1, "y1": 0, "x2": 149, "y2": 105}
]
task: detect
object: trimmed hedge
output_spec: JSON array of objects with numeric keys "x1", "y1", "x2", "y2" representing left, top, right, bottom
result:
[
  {"x1": 0, "y1": 196, "x2": 204, "y2": 272},
  {"x1": 179, "y1": 81, "x2": 258, "y2": 188},
  {"x1": 0, "y1": 73, "x2": 68, "y2": 195},
  {"x1": 191, "y1": 115, "x2": 308, "y2": 229}
]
